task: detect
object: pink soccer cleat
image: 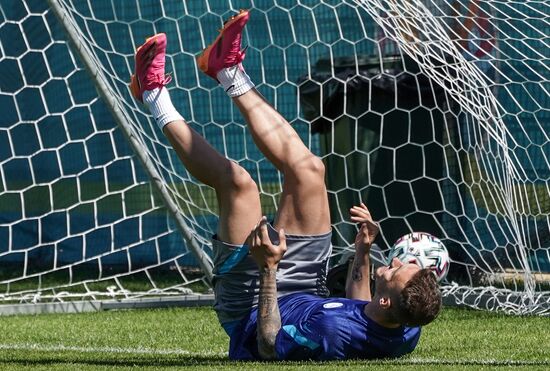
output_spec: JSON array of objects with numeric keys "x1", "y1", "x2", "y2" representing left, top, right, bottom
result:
[
  {"x1": 197, "y1": 9, "x2": 250, "y2": 81},
  {"x1": 130, "y1": 33, "x2": 172, "y2": 102}
]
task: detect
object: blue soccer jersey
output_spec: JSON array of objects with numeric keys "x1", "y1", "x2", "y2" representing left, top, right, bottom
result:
[{"x1": 229, "y1": 292, "x2": 421, "y2": 360}]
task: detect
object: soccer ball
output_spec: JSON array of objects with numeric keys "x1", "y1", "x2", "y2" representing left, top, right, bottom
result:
[{"x1": 387, "y1": 232, "x2": 450, "y2": 282}]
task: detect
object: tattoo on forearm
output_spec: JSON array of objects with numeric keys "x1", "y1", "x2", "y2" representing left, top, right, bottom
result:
[
  {"x1": 346, "y1": 256, "x2": 372, "y2": 300},
  {"x1": 352, "y1": 261, "x2": 363, "y2": 282},
  {"x1": 257, "y1": 268, "x2": 280, "y2": 359}
]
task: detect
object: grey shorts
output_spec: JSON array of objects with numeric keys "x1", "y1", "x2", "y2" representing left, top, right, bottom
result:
[{"x1": 212, "y1": 223, "x2": 332, "y2": 331}]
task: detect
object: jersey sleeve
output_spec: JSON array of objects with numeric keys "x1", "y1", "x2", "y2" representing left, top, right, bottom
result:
[{"x1": 275, "y1": 309, "x2": 352, "y2": 360}]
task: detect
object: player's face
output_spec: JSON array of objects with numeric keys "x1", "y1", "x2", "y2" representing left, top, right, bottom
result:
[{"x1": 374, "y1": 257, "x2": 421, "y2": 293}]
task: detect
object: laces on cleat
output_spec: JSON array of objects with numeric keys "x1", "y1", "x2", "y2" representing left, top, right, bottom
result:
[
  {"x1": 151, "y1": 72, "x2": 172, "y2": 87},
  {"x1": 231, "y1": 45, "x2": 249, "y2": 75},
  {"x1": 162, "y1": 73, "x2": 172, "y2": 85}
]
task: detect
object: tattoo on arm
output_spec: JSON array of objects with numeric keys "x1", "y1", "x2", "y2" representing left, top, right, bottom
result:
[
  {"x1": 351, "y1": 261, "x2": 363, "y2": 282},
  {"x1": 346, "y1": 255, "x2": 372, "y2": 300},
  {"x1": 257, "y1": 268, "x2": 281, "y2": 359}
]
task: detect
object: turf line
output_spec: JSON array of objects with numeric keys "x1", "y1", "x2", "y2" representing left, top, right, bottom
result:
[{"x1": 0, "y1": 343, "x2": 227, "y2": 357}]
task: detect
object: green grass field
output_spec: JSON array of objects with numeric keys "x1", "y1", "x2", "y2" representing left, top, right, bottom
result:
[{"x1": 0, "y1": 306, "x2": 548, "y2": 370}]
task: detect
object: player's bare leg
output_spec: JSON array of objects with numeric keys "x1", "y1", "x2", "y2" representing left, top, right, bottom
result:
[
  {"x1": 197, "y1": 10, "x2": 330, "y2": 235},
  {"x1": 163, "y1": 122, "x2": 261, "y2": 244},
  {"x1": 131, "y1": 33, "x2": 261, "y2": 244},
  {"x1": 232, "y1": 90, "x2": 330, "y2": 235}
]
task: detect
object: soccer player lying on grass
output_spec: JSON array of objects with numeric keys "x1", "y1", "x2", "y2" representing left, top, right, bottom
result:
[{"x1": 130, "y1": 10, "x2": 442, "y2": 361}]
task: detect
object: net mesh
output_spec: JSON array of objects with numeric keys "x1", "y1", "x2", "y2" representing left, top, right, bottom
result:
[
  {"x1": 354, "y1": 0, "x2": 549, "y2": 313},
  {"x1": 0, "y1": 0, "x2": 548, "y2": 313}
]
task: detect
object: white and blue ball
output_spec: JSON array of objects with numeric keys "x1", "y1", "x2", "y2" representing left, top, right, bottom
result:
[{"x1": 388, "y1": 232, "x2": 450, "y2": 282}]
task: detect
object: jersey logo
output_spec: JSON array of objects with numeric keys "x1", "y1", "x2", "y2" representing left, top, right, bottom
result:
[{"x1": 323, "y1": 302, "x2": 343, "y2": 309}]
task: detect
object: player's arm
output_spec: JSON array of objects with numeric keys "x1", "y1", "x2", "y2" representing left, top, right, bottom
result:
[
  {"x1": 346, "y1": 203, "x2": 379, "y2": 301},
  {"x1": 248, "y1": 217, "x2": 287, "y2": 360}
]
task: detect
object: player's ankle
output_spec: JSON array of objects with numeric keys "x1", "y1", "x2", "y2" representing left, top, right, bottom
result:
[
  {"x1": 143, "y1": 87, "x2": 184, "y2": 131},
  {"x1": 217, "y1": 65, "x2": 255, "y2": 97}
]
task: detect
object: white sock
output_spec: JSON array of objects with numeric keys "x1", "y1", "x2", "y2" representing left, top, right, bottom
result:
[
  {"x1": 216, "y1": 65, "x2": 255, "y2": 97},
  {"x1": 142, "y1": 87, "x2": 184, "y2": 131}
]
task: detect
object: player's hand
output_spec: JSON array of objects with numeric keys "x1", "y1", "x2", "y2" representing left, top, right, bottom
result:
[
  {"x1": 350, "y1": 203, "x2": 379, "y2": 252},
  {"x1": 248, "y1": 216, "x2": 287, "y2": 269}
]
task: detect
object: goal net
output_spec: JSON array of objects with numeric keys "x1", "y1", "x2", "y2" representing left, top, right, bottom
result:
[{"x1": 1, "y1": 0, "x2": 548, "y2": 314}]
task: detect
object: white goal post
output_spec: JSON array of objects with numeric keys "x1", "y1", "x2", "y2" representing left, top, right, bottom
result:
[{"x1": 0, "y1": 0, "x2": 548, "y2": 314}]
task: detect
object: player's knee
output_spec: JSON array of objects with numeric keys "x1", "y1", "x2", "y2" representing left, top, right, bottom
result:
[
  {"x1": 309, "y1": 156, "x2": 326, "y2": 178},
  {"x1": 222, "y1": 162, "x2": 258, "y2": 194},
  {"x1": 291, "y1": 156, "x2": 325, "y2": 183}
]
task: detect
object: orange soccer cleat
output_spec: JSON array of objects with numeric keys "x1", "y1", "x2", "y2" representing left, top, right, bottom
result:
[
  {"x1": 130, "y1": 33, "x2": 172, "y2": 102},
  {"x1": 196, "y1": 10, "x2": 250, "y2": 82}
]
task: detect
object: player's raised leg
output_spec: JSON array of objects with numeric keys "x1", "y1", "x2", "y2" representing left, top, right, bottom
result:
[
  {"x1": 130, "y1": 33, "x2": 261, "y2": 244},
  {"x1": 233, "y1": 90, "x2": 330, "y2": 236},
  {"x1": 197, "y1": 10, "x2": 330, "y2": 236}
]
